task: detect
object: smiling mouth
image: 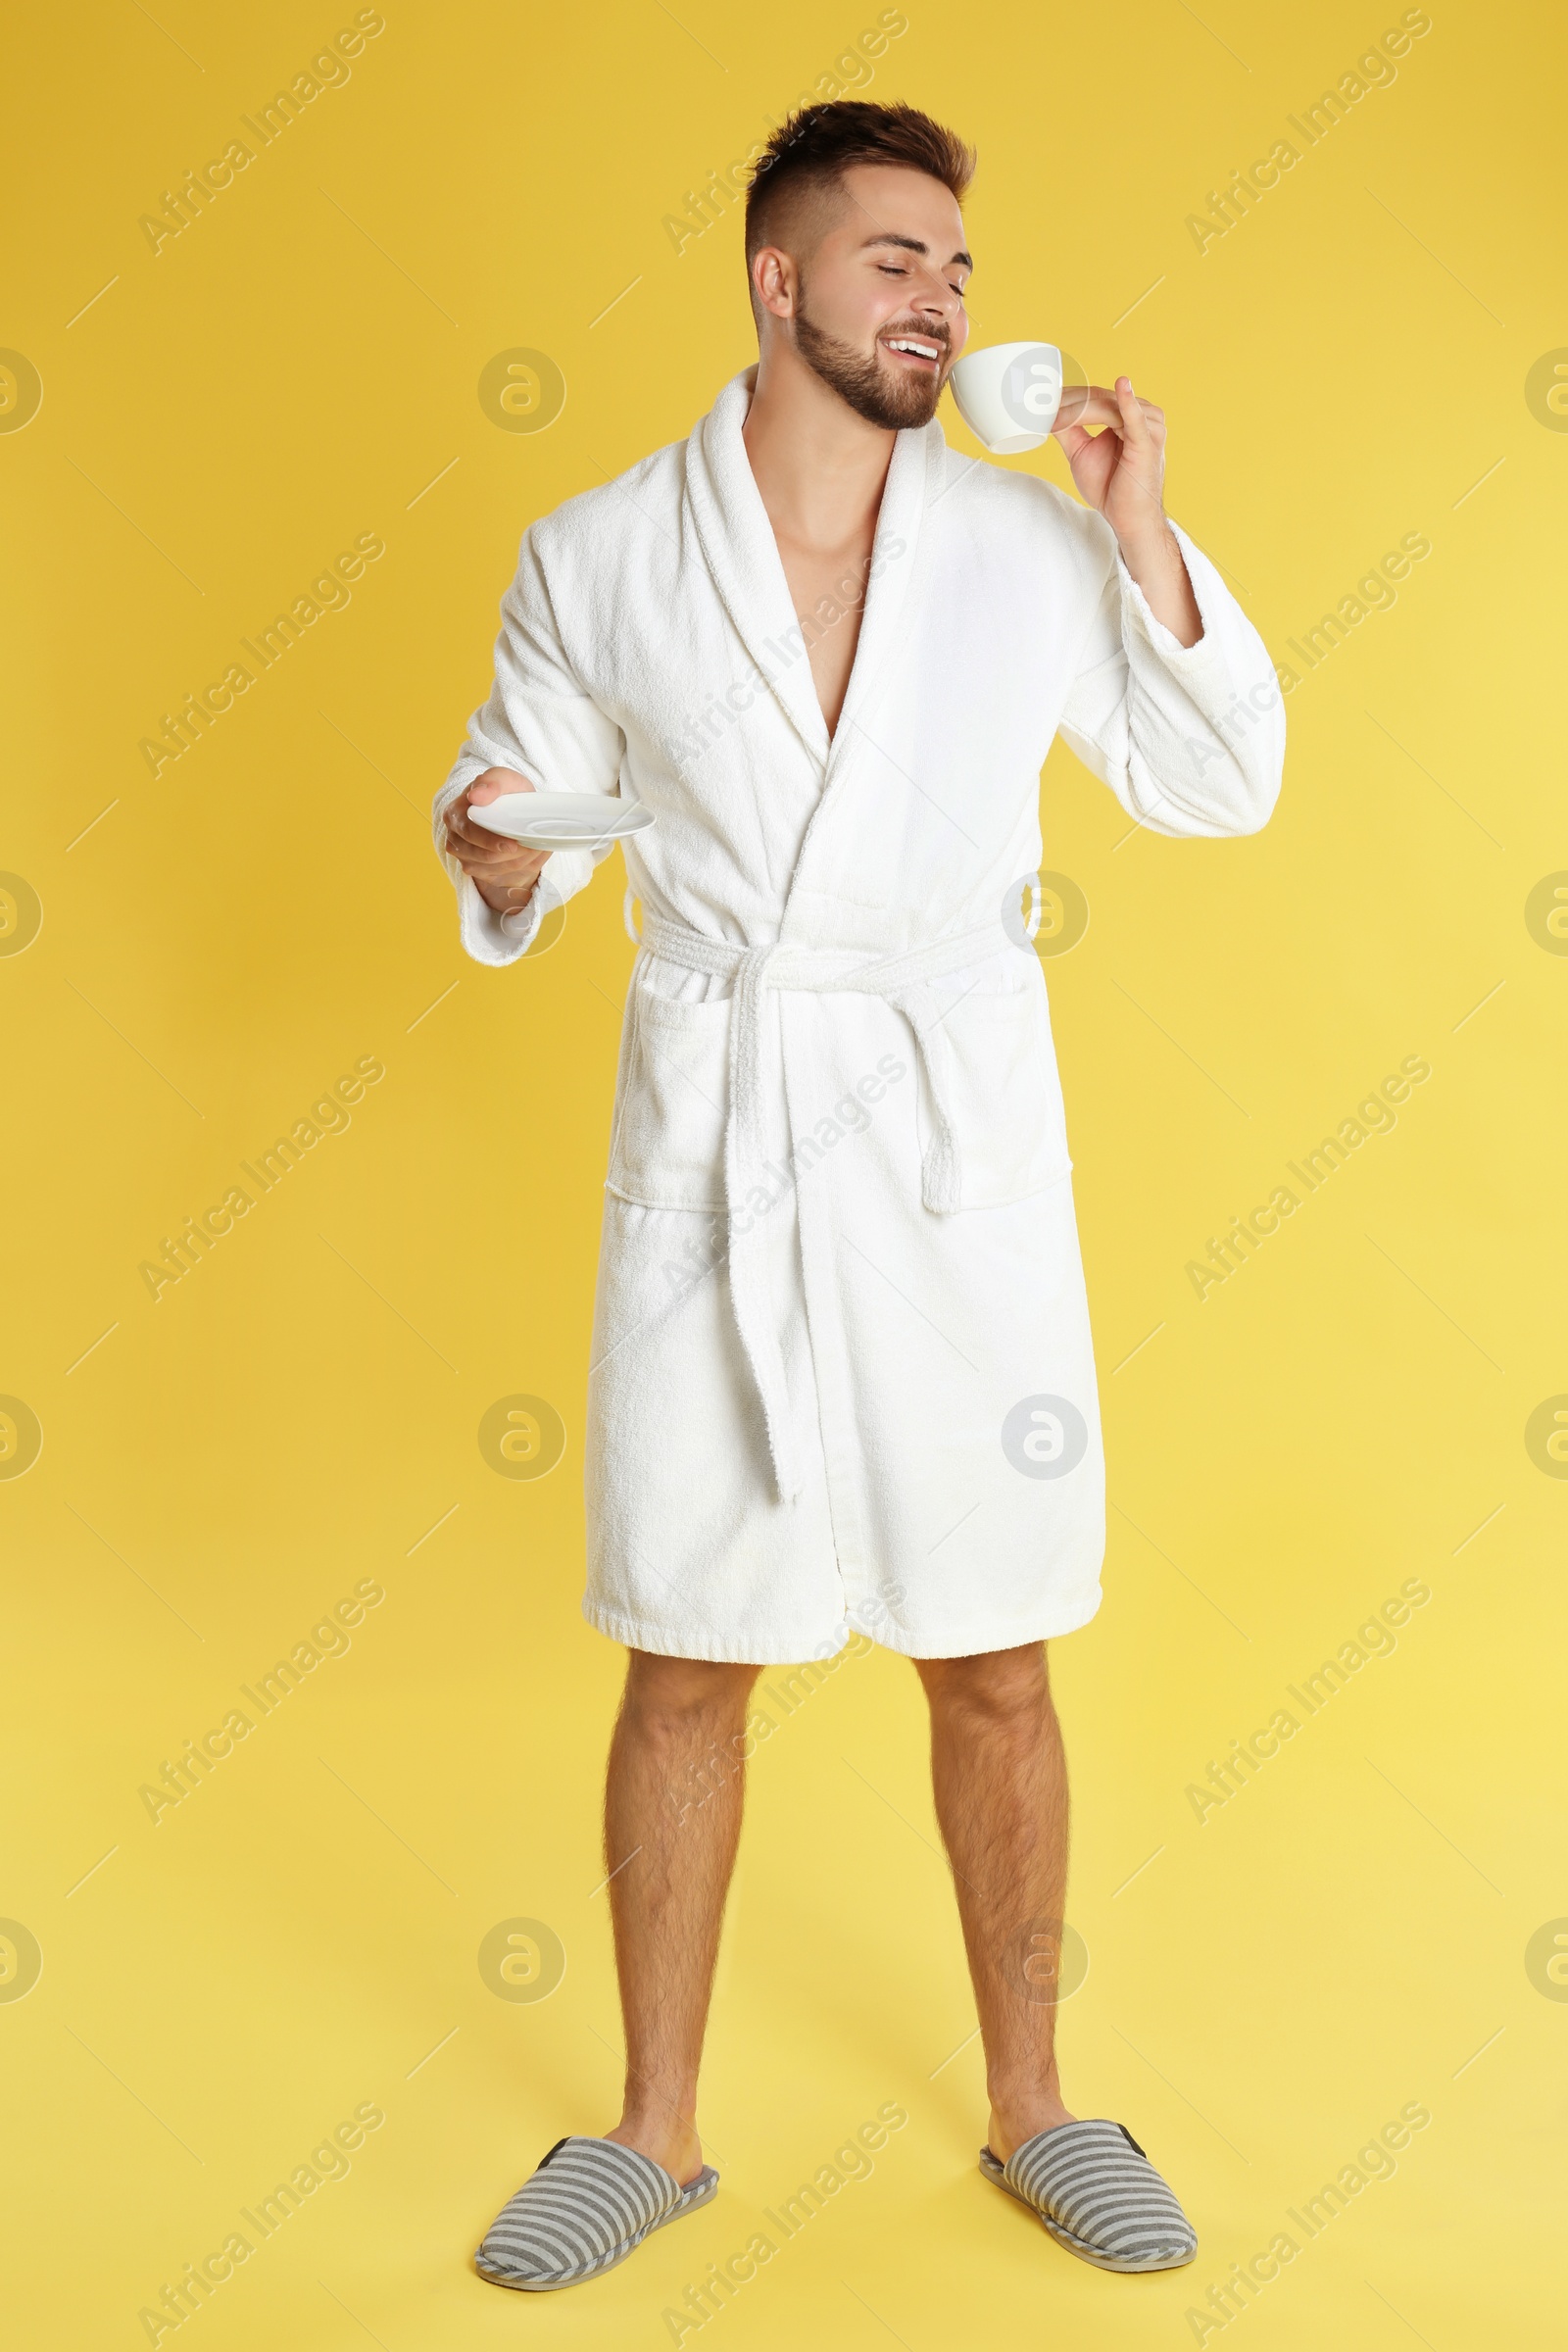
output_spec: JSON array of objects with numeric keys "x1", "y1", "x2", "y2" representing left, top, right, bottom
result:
[{"x1": 882, "y1": 335, "x2": 945, "y2": 368}]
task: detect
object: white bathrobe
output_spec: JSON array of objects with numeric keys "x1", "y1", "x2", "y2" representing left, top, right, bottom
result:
[{"x1": 433, "y1": 365, "x2": 1284, "y2": 1664}]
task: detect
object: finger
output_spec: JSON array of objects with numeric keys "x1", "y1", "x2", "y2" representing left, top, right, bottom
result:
[
  {"x1": 1053, "y1": 416, "x2": 1127, "y2": 465},
  {"x1": 1115, "y1": 382, "x2": 1167, "y2": 461},
  {"x1": 1102, "y1": 378, "x2": 1161, "y2": 423},
  {"x1": 449, "y1": 799, "x2": 521, "y2": 850},
  {"x1": 445, "y1": 818, "x2": 512, "y2": 865},
  {"x1": 1054, "y1": 385, "x2": 1125, "y2": 432},
  {"x1": 442, "y1": 791, "x2": 486, "y2": 838},
  {"x1": 445, "y1": 815, "x2": 496, "y2": 857},
  {"x1": 1114, "y1": 377, "x2": 1152, "y2": 443},
  {"x1": 454, "y1": 833, "x2": 547, "y2": 878},
  {"x1": 461, "y1": 847, "x2": 545, "y2": 884}
]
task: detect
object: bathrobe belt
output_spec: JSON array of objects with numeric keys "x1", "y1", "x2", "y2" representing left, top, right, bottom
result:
[{"x1": 637, "y1": 910, "x2": 1011, "y2": 1503}]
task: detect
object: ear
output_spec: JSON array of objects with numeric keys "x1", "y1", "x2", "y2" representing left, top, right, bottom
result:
[{"x1": 752, "y1": 244, "x2": 798, "y2": 320}]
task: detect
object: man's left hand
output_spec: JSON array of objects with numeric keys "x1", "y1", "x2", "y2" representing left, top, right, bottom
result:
[{"x1": 1053, "y1": 376, "x2": 1202, "y2": 646}]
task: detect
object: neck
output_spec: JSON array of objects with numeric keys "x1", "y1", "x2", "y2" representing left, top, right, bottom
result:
[{"x1": 741, "y1": 337, "x2": 897, "y2": 554}]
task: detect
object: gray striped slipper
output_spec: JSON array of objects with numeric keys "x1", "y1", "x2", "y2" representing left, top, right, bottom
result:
[
  {"x1": 475, "y1": 2134, "x2": 719, "y2": 2290},
  {"x1": 979, "y1": 2118, "x2": 1198, "y2": 2273}
]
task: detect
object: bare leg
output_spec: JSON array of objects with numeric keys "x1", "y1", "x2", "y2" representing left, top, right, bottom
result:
[
  {"x1": 602, "y1": 1649, "x2": 760, "y2": 2184},
  {"x1": 914, "y1": 1642, "x2": 1077, "y2": 2162}
]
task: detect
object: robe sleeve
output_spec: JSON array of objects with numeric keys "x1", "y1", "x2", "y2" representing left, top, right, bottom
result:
[
  {"x1": 1054, "y1": 508, "x2": 1285, "y2": 840},
  {"x1": 432, "y1": 530, "x2": 627, "y2": 967}
]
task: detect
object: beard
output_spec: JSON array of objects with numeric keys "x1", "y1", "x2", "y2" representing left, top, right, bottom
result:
[{"x1": 791, "y1": 290, "x2": 948, "y2": 430}]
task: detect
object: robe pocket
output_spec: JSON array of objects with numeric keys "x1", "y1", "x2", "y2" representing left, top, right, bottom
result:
[
  {"x1": 936, "y1": 976, "x2": 1072, "y2": 1208},
  {"x1": 606, "y1": 984, "x2": 731, "y2": 1212}
]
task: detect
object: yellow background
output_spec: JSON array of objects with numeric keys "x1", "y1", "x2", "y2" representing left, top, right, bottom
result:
[{"x1": 3, "y1": 0, "x2": 1564, "y2": 2343}]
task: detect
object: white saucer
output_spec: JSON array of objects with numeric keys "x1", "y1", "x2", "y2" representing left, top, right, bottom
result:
[{"x1": 466, "y1": 791, "x2": 657, "y2": 852}]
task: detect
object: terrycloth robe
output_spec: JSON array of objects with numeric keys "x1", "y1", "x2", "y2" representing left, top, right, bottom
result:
[{"x1": 433, "y1": 365, "x2": 1284, "y2": 1664}]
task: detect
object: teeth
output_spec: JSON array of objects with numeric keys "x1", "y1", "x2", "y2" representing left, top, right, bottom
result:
[{"x1": 888, "y1": 338, "x2": 940, "y2": 359}]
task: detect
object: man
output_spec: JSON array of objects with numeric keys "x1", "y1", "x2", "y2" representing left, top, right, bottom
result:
[{"x1": 434, "y1": 101, "x2": 1283, "y2": 2289}]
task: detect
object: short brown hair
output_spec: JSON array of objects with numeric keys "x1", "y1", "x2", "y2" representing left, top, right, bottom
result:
[{"x1": 744, "y1": 100, "x2": 975, "y2": 275}]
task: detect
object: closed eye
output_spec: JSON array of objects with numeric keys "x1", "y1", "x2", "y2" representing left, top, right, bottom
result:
[{"x1": 878, "y1": 263, "x2": 968, "y2": 295}]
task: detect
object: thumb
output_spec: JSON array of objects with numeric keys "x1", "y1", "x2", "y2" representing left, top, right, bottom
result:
[
  {"x1": 1114, "y1": 376, "x2": 1149, "y2": 441},
  {"x1": 468, "y1": 765, "x2": 534, "y2": 803}
]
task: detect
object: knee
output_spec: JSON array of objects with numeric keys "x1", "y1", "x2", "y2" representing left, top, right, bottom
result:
[
  {"x1": 917, "y1": 1642, "x2": 1051, "y2": 1732},
  {"x1": 622, "y1": 1651, "x2": 761, "y2": 1741}
]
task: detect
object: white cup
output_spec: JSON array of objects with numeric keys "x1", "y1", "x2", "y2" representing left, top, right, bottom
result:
[{"x1": 948, "y1": 341, "x2": 1064, "y2": 454}]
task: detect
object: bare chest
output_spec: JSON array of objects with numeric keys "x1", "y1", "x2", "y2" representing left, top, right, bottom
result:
[{"x1": 774, "y1": 532, "x2": 876, "y2": 739}]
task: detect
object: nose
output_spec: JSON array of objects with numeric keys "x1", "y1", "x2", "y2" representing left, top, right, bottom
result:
[{"x1": 909, "y1": 264, "x2": 963, "y2": 325}]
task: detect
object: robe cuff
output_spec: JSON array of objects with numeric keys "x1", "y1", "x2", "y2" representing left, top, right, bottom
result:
[
  {"x1": 432, "y1": 768, "x2": 606, "y2": 966},
  {"x1": 1113, "y1": 519, "x2": 1231, "y2": 676},
  {"x1": 455, "y1": 854, "x2": 588, "y2": 966}
]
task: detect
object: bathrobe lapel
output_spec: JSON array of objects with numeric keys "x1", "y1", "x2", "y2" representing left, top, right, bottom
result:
[
  {"x1": 780, "y1": 402, "x2": 937, "y2": 942},
  {"x1": 683, "y1": 368, "x2": 937, "y2": 804},
  {"x1": 815, "y1": 408, "x2": 932, "y2": 793},
  {"x1": 684, "y1": 369, "x2": 830, "y2": 771}
]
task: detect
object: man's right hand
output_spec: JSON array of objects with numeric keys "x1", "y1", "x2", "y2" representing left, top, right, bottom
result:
[{"x1": 442, "y1": 767, "x2": 550, "y2": 917}]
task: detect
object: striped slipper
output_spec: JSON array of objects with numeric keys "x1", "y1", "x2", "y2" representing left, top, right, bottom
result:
[
  {"x1": 475, "y1": 2134, "x2": 718, "y2": 2290},
  {"x1": 979, "y1": 2118, "x2": 1197, "y2": 2273}
]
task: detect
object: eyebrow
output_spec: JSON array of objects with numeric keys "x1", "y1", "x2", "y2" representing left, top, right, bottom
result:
[{"x1": 859, "y1": 230, "x2": 973, "y2": 270}]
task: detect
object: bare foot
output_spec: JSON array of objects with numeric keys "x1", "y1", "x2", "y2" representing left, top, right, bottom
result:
[
  {"x1": 605, "y1": 2114, "x2": 706, "y2": 2187},
  {"x1": 987, "y1": 2088, "x2": 1078, "y2": 2164}
]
